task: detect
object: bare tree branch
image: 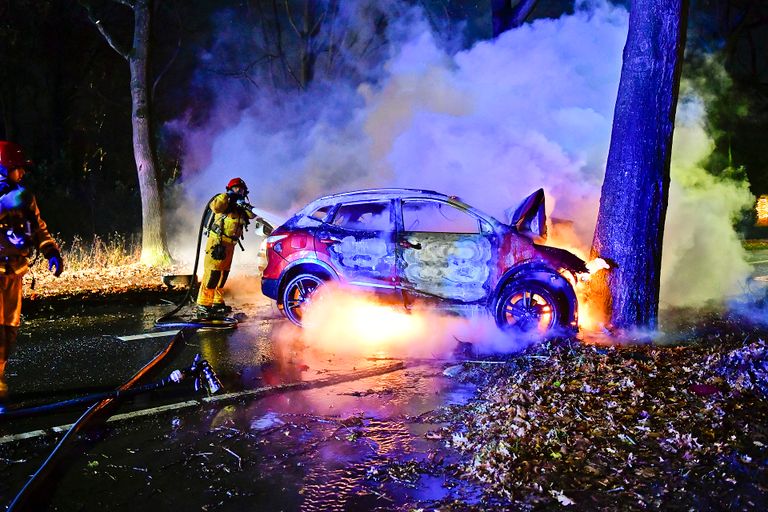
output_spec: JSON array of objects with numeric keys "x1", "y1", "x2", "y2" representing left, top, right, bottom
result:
[
  {"x1": 272, "y1": 0, "x2": 290, "y2": 85},
  {"x1": 281, "y1": 0, "x2": 309, "y2": 89},
  {"x1": 509, "y1": 0, "x2": 540, "y2": 27},
  {"x1": 492, "y1": 0, "x2": 540, "y2": 37},
  {"x1": 150, "y1": 2, "x2": 182, "y2": 102},
  {"x1": 152, "y1": 36, "x2": 180, "y2": 101},
  {"x1": 308, "y1": 4, "x2": 327, "y2": 44},
  {"x1": 284, "y1": 0, "x2": 302, "y2": 37},
  {"x1": 80, "y1": 1, "x2": 130, "y2": 60},
  {"x1": 324, "y1": 0, "x2": 340, "y2": 73}
]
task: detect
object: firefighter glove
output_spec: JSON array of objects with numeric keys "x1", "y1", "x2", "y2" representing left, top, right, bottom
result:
[
  {"x1": 235, "y1": 198, "x2": 253, "y2": 212},
  {"x1": 44, "y1": 248, "x2": 64, "y2": 277}
]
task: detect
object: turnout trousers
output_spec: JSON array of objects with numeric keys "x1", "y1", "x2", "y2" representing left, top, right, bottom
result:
[
  {"x1": 0, "y1": 274, "x2": 22, "y2": 394},
  {"x1": 196, "y1": 237, "x2": 236, "y2": 308}
]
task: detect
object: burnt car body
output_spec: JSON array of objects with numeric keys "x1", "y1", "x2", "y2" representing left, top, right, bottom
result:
[{"x1": 261, "y1": 188, "x2": 587, "y2": 332}]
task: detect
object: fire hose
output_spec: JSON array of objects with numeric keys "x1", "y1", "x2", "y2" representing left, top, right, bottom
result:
[
  {"x1": 0, "y1": 354, "x2": 220, "y2": 420},
  {"x1": 5, "y1": 327, "x2": 222, "y2": 511}
]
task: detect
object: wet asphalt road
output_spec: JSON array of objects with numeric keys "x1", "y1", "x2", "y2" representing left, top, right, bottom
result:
[{"x1": 0, "y1": 292, "x2": 477, "y2": 510}]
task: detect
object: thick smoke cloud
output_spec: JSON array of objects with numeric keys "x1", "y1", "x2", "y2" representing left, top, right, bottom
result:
[
  {"x1": 662, "y1": 94, "x2": 754, "y2": 307},
  {"x1": 170, "y1": 0, "x2": 754, "y2": 308}
]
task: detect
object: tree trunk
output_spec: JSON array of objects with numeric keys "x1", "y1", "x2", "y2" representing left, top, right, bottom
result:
[
  {"x1": 589, "y1": 0, "x2": 689, "y2": 330},
  {"x1": 130, "y1": 0, "x2": 171, "y2": 266}
]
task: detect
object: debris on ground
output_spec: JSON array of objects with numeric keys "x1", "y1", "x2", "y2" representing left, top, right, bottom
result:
[{"x1": 431, "y1": 321, "x2": 768, "y2": 510}]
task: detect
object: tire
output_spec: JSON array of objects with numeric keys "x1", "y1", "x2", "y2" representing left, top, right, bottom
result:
[
  {"x1": 494, "y1": 277, "x2": 563, "y2": 334},
  {"x1": 281, "y1": 273, "x2": 325, "y2": 326}
]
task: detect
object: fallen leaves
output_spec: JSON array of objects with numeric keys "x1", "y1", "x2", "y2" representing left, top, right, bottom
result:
[{"x1": 439, "y1": 327, "x2": 768, "y2": 509}]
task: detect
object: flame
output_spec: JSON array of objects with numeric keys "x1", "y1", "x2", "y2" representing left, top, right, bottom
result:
[
  {"x1": 335, "y1": 300, "x2": 429, "y2": 348},
  {"x1": 544, "y1": 225, "x2": 611, "y2": 333},
  {"x1": 571, "y1": 257, "x2": 611, "y2": 332},
  {"x1": 757, "y1": 195, "x2": 768, "y2": 227},
  {"x1": 301, "y1": 283, "x2": 456, "y2": 358},
  {"x1": 573, "y1": 289, "x2": 604, "y2": 332},
  {"x1": 296, "y1": 252, "x2": 613, "y2": 353}
]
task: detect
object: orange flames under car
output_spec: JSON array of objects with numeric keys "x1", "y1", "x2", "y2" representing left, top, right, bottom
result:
[
  {"x1": 300, "y1": 284, "x2": 449, "y2": 358},
  {"x1": 297, "y1": 264, "x2": 609, "y2": 356}
]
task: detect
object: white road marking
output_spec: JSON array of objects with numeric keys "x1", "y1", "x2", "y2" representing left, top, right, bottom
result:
[
  {"x1": 116, "y1": 330, "x2": 181, "y2": 342},
  {"x1": 0, "y1": 430, "x2": 47, "y2": 444}
]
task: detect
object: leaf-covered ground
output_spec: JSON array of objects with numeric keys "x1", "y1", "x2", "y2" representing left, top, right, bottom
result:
[{"x1": 426, "y1": 317, "x2": 768, "y2": 510}]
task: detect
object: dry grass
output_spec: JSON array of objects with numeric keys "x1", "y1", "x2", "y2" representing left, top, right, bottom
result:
[
  {"x1": 744, "y1": 239, "x2": 768, "y2": 251},
  {"x1": 45, "y1": 233, "x2": 142, "y2": 271}
]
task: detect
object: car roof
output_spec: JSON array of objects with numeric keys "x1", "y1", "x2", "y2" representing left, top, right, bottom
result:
[
  {"x1": 297, "y1": 188, "x2": 449, "y2": 212},
  {"x1": 295, "y1": 188, "x2": 503, "y2": 227}
]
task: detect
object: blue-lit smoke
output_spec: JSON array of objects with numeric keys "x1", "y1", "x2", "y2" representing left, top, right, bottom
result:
[{"x1": 170, "y1": 0, "x2": 754, "y2": 311}]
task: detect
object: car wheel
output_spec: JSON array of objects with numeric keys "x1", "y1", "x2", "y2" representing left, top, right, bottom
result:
[
  {"x1": 281, "y1": 273, "x2": 325, "y2": 326},
  {"x1": 495, "y1": 278, "x2": 561, "y2": 334}
]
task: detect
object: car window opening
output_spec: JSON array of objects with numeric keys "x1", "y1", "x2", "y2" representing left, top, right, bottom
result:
[{"x1": 402, "y1": 200, "x2": 480, "y2": 234}]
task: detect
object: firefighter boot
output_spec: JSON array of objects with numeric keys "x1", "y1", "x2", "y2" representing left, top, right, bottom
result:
[
  {"x1": 212, "y1": 303, "x2": 233, "y2": 315},
  {"x1": 196, "y1": 305, "x2": 214, "y2": 320}
]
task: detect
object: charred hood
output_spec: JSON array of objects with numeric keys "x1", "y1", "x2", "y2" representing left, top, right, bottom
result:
[{"x1": 533, "y1": 243, "x2": 588, "y2": 275}]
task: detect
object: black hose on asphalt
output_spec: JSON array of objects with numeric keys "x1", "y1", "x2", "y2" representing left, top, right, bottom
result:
[
  {"x1": 155, "y1": 195, "x2": 236, "y2": 329},
  {"x1": 6, "y1": 327, "x2": 195, "y2": 511},
  {"x1": 0, "y1": 352, "x2": 223, "y2": 421}
]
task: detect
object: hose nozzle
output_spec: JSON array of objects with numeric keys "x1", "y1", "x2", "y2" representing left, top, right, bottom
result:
[{"x1": 190, "y1": 354, "x2": 222, "y2": 395}]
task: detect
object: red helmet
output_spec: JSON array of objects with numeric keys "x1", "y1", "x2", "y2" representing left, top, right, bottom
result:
[
  {"x1": 0, "y1": 141, "x2": 33, "y2": 177},
  {"x1": 226, "y1": 177, "x2": 248, "y2": 193}
]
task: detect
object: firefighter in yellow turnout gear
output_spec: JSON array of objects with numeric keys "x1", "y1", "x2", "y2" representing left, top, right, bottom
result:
[
  {"x1": 0, "y1": 142, "x2": 63, "y2": 400},
  {"x1": 196, "y1": 178, "x2": 255, "y2": 318}
]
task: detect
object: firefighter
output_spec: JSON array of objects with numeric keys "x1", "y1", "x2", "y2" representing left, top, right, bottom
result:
[
  {"x1": 0, "y1": 141, "x2": 63, "y2": 399},
  {"x1": 196, "y1": 177, "x2": 255, "y2": 318}
]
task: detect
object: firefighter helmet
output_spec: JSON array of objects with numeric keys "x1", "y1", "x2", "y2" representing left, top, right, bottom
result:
[
  {"x1": 0, "y1": 141, "x2": 33, "y2": 177},
  {"x1": 226, "y1": 177, "x2": 248, "y2": 193}
]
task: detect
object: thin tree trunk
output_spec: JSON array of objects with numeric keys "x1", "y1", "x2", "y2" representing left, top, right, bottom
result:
[
  {"x1": 299, "y1": 0, "x2": 319, "y2": 87},
  {"x1": 589, "y1": 0, "x2": 689, "y2": 330},
  {"x1": 130, "y1": 0, "x2": 171, "y2": 266}
]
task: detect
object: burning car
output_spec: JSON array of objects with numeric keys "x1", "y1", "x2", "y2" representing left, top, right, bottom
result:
[{"x1": 261, "y1": 188, "x2": 587, "y2": 333}]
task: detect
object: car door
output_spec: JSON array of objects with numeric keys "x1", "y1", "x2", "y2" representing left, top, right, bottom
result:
[
  {"x1": 318, "y1": 199, "x2": 398, "y2": 290},
  {"x1": 396, "y1": 198, "x2": 495, "y2": 303}
]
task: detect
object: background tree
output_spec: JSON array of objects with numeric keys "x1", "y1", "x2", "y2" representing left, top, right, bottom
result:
[
  {"x1": 81, "y1": 0, "x2": 171, "y2": 266},
  {"x1": 687, "y1": 0, "x2": 768, "y2": 196},
  {"x1": 590, "y1": 0, "x2": 690, "y2": 330}
]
